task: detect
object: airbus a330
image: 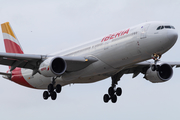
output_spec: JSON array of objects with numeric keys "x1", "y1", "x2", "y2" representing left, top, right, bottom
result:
[{"x1": 0, "y1": 21, "x2": 178, "y2": 103}]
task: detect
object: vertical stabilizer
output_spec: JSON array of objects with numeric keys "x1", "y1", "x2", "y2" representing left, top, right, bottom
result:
[{"x1": 1, "y1": 22, "x2": 24, "y2": 54}]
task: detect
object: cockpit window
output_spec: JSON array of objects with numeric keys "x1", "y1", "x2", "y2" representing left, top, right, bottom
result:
[
  {"x1": 165, "y1": 26, "x2": 171, "y2": 28},
  {"x1": 157, "y1": 25, "x2": 175, "y2": 30},
  {"x1": 171, "y1": 26, "x2": 175, "y2": 29},
  {"x1": 157, "y1": 26, "x2": 161, "y2": 30}
]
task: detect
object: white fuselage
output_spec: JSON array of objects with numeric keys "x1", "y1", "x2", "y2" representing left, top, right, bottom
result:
[{"x1": 20, "y1": 21, "x2": 178, "y2": 89}]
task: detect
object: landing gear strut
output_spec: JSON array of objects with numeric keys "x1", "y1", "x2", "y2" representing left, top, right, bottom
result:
[
  {"x1": 103, "y1": 73, "x2": 123, "y2": 103},
  {"x1": 151, "y1": 53, "x2": 162, "y2": 71},
  {"x1": 43, "y1": 77, "x2": 62, "y2": 100},
  {"x1": 152, "y1": 53, "x2": 161, "y2": 61}
]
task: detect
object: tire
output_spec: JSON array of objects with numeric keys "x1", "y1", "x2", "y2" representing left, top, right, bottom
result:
[
  {"x1": 50, "y1": 91, "x2": 57, "y2": 100},
  {"x1": 48, "y1": 84, "x2": 54, "y2": 92},
  {"x1": 56, "y1": 84, "x2": 62, "y2": 93},
  {"x1": 116, "y1": 87, "x2": 122, "y2": 96},
  {"x1": 43, "y1": 91, "x2": 49, "y2": 100},
  {"x1": 108, "y1": 87, "x2": 114, "y2": 96},
  {"x1": 151, "y1": 65, "x2": 156, "y2": 71},
  {"x1": 111, "y1": 95, "x2": 117, "y2": 103},
  {"x1": 103, "y1": 94, "x2": 110, "y2": 103},
  {"x1": 156, "y1": 65, "x2": 160, "y2": 71}
]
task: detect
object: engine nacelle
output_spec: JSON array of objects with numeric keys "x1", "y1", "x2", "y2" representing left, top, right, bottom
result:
[
  {"x1": 39, "y1": 57, "x2": 66, "y2": 77},
  {"x1": 145, "y1": 63, "x2": 173, "y2": 83}
]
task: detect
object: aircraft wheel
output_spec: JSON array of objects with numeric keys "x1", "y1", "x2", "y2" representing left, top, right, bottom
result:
[
  {"x1": 108, "y1": 87, "x2": 114, "y2": 96},
  {"x1": 151, "y1": 65, "x2": 157, "y2": 71},
  {"x1": 43, "y1": 91, "x2": 49, "y2": 100},
  {"x1": 103, "y1": 94, "x2": 110, "y2": 103},
  {"x1": 116, "y1": 87, "x2": 122, "y2": 96},
  {"x1": 56, "y1": 84, "x2": 62, "y2": 93},
  {"x1": 111, "y1": 95, "x2": 117, "y2": 103},
  {"x1": 50, "y1": 91, "x2": 57, "y2": 100},
  {"x1": 48, "y1": 84, "x2": 54, "y2": 92},
  {"x1": 156, "y1": 65, "x2": 160, "y2": 71}
]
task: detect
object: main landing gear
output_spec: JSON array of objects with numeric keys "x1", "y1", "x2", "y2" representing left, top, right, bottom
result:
[
  {"x1": 103, "y1": 74, "x2": 123, "y2": 103},
  {"x1": 151, "y1": 53, "x2": 162, "y2": 71},
  {"x1": 43, "y1": 77, "x2": 62, "y2": 100},
  {"x1": 103, "y1": 86, "x2": 122, "y2": 103}
]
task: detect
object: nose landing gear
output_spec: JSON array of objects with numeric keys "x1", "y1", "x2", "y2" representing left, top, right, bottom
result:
[
  {"x1": 152, "y1": 53, "x2": 161, "y2": 61},
  {"x1": 151, "y1": 53, "x2": 162, "y2": 71},
  {"x1": 43, "y1": 77, "x2": 62, "y2": 100}
]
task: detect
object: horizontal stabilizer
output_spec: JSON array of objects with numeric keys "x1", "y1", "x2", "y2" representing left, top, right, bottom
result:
[
  {"x1": 0, "y1": 72, "x2": 11, "y2": 76},
  {"x1": 0, "y1": 72, "x2": 11, "y2": 80}
]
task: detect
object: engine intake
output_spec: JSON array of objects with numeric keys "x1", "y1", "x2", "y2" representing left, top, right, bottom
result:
[
  {"x1": 145, "y1": 63, "x2": 173, "y2": 83},
  {"x1": 39, "y1": 57, "x2": 66, "y2": 77},
  {"x1": 51, "y1": 57, "x2": 66, "y2": 74}
]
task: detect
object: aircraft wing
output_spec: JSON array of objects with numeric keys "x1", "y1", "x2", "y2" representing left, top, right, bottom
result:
[
  {"x1": 0, "y1": 52, "x2": 98, "y2": 72},
  {"x1": 119, "y1": 61, "x2": 180, "y2": 79},
  {"x1": 113, "y1": 61, "x2": 180, "y2": 81}
]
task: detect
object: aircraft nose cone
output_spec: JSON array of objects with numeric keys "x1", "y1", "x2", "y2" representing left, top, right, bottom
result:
[{"x1": 168, "y1": 30, "x2": 178, "y2": 41}]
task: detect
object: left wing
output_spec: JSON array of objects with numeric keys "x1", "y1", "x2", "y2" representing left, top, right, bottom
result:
[
  {"x1": 112, "y1": 61, "x2": 180, "y2": 83},
  {"x1": 124, "y1": 61, "x2": 180, "y2": 78}
]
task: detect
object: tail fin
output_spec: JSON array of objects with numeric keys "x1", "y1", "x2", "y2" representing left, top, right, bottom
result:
[{"x1": 1, "y1": 22, "x2": 24, "y2": 54}]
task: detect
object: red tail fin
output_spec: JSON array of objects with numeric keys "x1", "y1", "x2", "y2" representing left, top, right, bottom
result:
[{"x1": 1, "y1": 22, "x2": 24, "y2": 54}]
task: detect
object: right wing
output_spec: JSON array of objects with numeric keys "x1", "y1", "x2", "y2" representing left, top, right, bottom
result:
[
  {"x1": 0, "y1": 52, "x2": 45, "y2": 71},
  {"x1": 0, "y1": 52, "x2": 98, "y2": 72}
]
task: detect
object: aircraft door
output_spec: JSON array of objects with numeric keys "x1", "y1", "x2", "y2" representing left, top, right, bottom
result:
[{"x1": 140, "y1": 24, "x2": 150, "y2": 39}]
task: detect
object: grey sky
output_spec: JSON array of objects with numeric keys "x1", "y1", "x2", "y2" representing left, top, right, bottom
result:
[{"x1": 0, "y1": 0, "x2": 180, "y2": 120}]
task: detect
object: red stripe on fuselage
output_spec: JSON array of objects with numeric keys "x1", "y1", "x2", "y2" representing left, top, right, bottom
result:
[
  {"x1": 4, "y1": 39, "x2": 23, "y2": 54},
  {"x1": 11, "y1": 68, "x2": 34, "y2": 88}
]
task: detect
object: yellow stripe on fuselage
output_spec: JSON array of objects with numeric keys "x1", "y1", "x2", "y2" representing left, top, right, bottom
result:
[{"x1": 1, "y1": 22, "x2": 17, "y2": 39}]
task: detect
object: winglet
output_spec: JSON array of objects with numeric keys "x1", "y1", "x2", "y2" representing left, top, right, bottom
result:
[{"x1": 1, "y1": 22, "x2": 24, "y2": 54}]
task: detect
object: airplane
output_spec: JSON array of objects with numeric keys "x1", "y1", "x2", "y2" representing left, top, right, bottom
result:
[{"x1": 0, "y1": 21, "x2": 178, "y2": 103}]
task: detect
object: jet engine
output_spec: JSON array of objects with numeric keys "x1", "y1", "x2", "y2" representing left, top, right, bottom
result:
[
  {"x1": 39, "y1": 57, "x2": 66, "y2": 77},
  {"x1": 145, "y1": 63, "x2": 173, "y2": 83}
]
